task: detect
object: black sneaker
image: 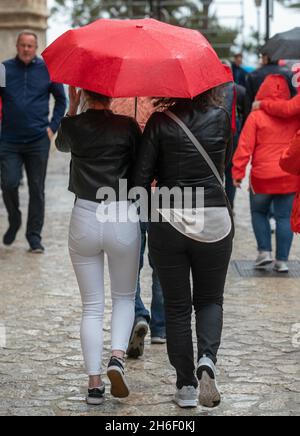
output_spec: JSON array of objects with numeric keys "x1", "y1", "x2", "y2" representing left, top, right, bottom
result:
[
  {"x1": 28, "y1": 241, "x2": 45, "y2": 254},
  {"x1": 127, "y1": 317, "x2": 149, "y2": 359},
  {"x1": 107, "y1": 357, "x2": 129, "y2": 398},
  {"x1": 3, "y1": 219, "x2": 22, "y2": 246},
  {"x1": 86, "y1": 385, "x2": 105, "y2": 406}
]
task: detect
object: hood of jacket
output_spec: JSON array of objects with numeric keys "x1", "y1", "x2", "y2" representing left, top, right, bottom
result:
[{"x1": 256, "y1": 74, "x2": 291, "y2": 101}]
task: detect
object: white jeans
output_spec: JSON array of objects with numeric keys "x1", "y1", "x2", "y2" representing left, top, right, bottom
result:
[{"x1": 69, "y1": 199, "x2": 141, "y2": 376}]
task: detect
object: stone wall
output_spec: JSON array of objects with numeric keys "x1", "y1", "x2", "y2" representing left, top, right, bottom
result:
[{"x1": 0, "y1": 0, "x2": 48, "y2": 61}]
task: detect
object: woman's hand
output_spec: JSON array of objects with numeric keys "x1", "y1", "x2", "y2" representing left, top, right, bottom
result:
[
  {"x1": 68, "y1": 86, "x2": 82, "y2": 116},
  {"x1": 233, "y1": 179, "x2": 242, "y2": 189},
  {"x1": 252, "y1": 101, "x2": 261, "y2": 111}
]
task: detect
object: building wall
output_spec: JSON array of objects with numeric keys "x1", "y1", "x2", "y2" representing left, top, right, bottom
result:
[{"x1": 0, "y1": 0, "x2": 48, "y2": 61}]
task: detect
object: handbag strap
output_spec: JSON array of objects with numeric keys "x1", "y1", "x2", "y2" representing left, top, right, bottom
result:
[{"x1": 165, "y1": 110, "x2": 225, "y2": 189}]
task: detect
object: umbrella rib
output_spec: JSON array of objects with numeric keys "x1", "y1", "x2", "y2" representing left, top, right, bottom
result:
[
  {"x1": 134, "y1": 30, "x2": 195, "y2": 97},
  {"x1": 50, "y1": 45, "x2": 80, "y2": 82},
  {"x1": 111, "y1": 56, "x2": 125, "y2": 97},
  {"x1": 111, "y1": 28, "x2": 172, "y2": 97},
  {"x1": 175, "y1": 58, "x2": 192, "y2": 98},
  {"x1": 136, "y1": 28, "x2": 173, "y2": 57}
]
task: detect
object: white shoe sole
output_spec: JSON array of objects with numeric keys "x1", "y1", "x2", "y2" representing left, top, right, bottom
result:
[
  {"x1": 107, "y1": 366, "x2": 130, "y2": 398},
  {"x1": 198, "y1": 370, "x2": 221, "y2": 408},
  {"x1": 86, "y1": 396, "x2": 105, "y2": 406},
  {"x1": 274, "y1": 268, "x2": 289, "y2": 274},
  {"x1": 255, "y1": 260, "x2": 273, "y2": 269},
  {"x1": 173, "y1": 398, "x2": 198, "y2": 408}
]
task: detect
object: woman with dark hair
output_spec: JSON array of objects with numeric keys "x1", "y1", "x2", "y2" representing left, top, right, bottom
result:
[
  {"x1": 133, "y1": 88, "x2": 234, "y2": 409},
  {"x1": 56, "y1": 87, "x2": 142, "y2": 405}
]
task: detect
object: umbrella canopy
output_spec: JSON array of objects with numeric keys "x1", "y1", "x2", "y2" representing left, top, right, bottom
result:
[
  {"x1": 262, "y1": 28, "x2": 300, "y2": 62},
  {"x1": 42, "y1": 18, "x2": 231, "y2": 98}
]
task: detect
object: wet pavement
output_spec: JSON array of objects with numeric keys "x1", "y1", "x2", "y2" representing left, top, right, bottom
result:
[{"x1": 0, "y1": 148, "x2": 299, "y2": 416}]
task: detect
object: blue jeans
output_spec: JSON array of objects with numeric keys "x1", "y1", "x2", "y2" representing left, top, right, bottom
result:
[
  {"x1": 0, "y1": 135, "x2": 50, "y2": 244},
  {"x1": 250, "y1": 192, "x2": 295, "y2": 261},
  {"x1": 135, "y1": 222, "x2": 166, "y2": 338},
  {"x1": 225, "y1": 163, "x2": 236, "y2": 210}
]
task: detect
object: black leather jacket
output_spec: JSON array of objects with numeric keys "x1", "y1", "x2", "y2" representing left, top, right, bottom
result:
[
  {"x1": 133, "y1": 102, "x2": 232, "y2": 208},
  {"x1": 56, "y1": 109, "x2": 142, "y2": 202}
]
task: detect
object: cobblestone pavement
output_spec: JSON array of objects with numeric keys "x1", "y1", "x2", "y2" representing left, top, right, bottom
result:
[{"x1": 0, "y1": 148, "x2": 299, "y2": 416}]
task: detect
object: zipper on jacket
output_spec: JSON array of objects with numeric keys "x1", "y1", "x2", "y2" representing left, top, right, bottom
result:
[
  {"x1": 23, "y1": 64, "x2": 28, "y2": 143},
  {"x1": 23, "y1": 66, "x2": 28, "y2": 101}
]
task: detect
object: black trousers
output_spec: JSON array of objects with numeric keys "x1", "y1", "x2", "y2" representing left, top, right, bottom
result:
[
  {"x1": 0, "y1": 136, "x2": 50, "y2": 245},
  {"x1": 149, "y1": 222, "x2": 233, "y2": 389}
]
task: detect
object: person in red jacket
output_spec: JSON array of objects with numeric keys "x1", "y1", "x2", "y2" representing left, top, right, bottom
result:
[
  {"x1": 280, "y1": 132, "x2": 300, "y2": 233},
  {"x1": 232, "y1": 75, "x2": 300, "y2": 273},
  {"x1": 253, "y1": 91, "x2": 300, "y2": 234}
]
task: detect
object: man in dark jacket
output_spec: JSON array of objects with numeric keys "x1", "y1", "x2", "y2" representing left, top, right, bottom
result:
[
  {"x1": 0, "y1": 31, "x2": 66, "y2": 252},
  {"x1": 231, "y1": 53, "x2": 247, "y2": 88},
  {"x1": 245, "y1": 54, "x2": 296, "y2": 117}
]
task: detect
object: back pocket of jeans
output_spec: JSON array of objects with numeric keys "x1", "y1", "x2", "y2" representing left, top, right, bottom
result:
[
  {"x1": 113, "y1": 222, "x2": 139, "y2": 247},
  {"x1": 69, "y1": 211, "x2": 88, "y2": 241}
]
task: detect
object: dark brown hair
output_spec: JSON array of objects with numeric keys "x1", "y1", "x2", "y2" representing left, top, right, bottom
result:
[
  {"x1": 152, "y1": 86, "x2": 224, "y2": 112},
  {"x1": 83, "y1": 90, "x2": 112, "y2": 105}
]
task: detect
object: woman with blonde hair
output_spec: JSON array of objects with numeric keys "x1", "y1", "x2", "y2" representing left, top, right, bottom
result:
[{"x1": 56, "y1": 86, "x2": 142, "y2": 405}]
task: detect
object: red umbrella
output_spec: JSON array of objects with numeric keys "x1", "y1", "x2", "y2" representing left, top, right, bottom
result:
[{"x1": 42, "y1": 18, "x2": 231, "y2": 98}]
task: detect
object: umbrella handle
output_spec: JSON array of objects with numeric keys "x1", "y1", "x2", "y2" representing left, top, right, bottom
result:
[{"x1": 134, "y1": 97, "x2": 138, "y2": 119}]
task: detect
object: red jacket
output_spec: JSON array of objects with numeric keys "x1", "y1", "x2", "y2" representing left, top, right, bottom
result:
[
  {"x1": 280, "y1": 131, "x2": 300, "y2": 233},
  {"x1": 281, "y1": 132, "x2": 300, "y2": 175},
  {"x1": 232, "y1": 75, "x2": 300, "y2": 194},
  {"x1": 260, "y1": 93, "x2": 300, "y2": 117},
  {"x1": 259, "y1": 92, "x2": 300, "y2": 232}
]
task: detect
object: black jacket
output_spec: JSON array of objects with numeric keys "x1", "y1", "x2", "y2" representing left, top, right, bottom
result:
[
  {"x1": 133, "y1": 102, "x2": 232, "y2": 209},
  {"x1": 222, "y1": 82, "x2": 247, "y2": 129},
  {"x1": 56, "y1": 109, "x2": 142, "y2": 202},
  {"x1": 232, "y1": 63, "x2": 247, "y2": 88}
]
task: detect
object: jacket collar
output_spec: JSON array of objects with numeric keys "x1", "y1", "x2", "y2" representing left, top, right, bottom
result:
[{"x1": 15, "y1": 56, "x2": 39, "y2": 67}]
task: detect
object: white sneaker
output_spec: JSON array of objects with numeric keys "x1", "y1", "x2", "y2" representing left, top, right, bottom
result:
[
  {"x1": 173, "y1": 386, "x2": 198, "y2": 408},
  {"x1": 197, "y1": 356, "x2": 221, "y2": 408},
  {"x1": 255, "y1": 251, "x2": 273, "y2": 269},
  {"x1": 274, "y1": 261, "x2": 289, "y2": 274}
]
